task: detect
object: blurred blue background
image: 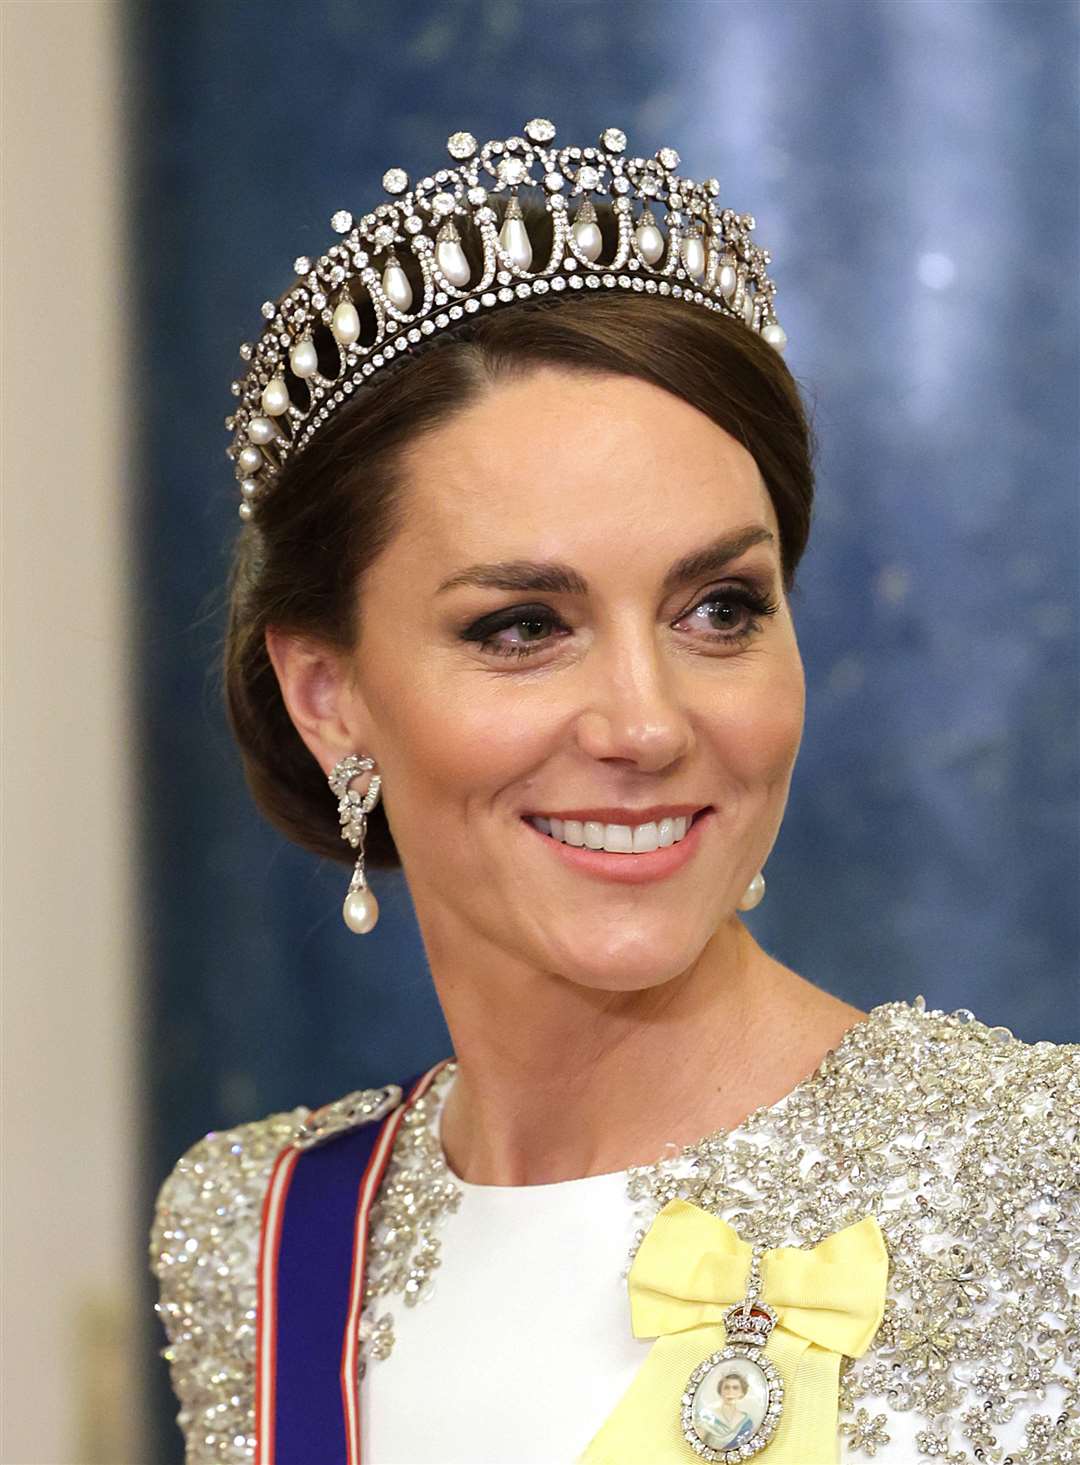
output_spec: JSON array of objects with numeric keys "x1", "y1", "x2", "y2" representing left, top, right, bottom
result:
[{"x1": 127, "y1": 2, "x2": 1078, "y2": 1456}]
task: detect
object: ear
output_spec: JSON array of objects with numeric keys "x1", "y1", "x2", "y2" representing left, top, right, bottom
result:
[{"x1": 265, "y1": 625, "x2": 376, "y2": 779}]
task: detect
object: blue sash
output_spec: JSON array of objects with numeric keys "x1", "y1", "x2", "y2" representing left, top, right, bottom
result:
[{"x1": 256, "y1": 1071, "x2": 434, "y2": 1464}]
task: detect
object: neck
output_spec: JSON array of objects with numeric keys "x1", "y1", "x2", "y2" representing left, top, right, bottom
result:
[{"x1": 425, "y1": 915, "x2": 866, "y2": 1186}]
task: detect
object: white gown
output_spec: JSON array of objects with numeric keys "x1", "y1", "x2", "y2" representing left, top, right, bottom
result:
[{"x1": 152, "y1": 998, "x2": 1080, "y2": 1463}]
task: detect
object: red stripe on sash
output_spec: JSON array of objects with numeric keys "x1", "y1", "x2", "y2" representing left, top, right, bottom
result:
[
  {"x1": 255, "y1": 1144, "x2": 302, "y2": 1465},
  {"x1": 340, "y1": 1064, "x2": 448, "y2": 1465},
  {"x1": 254, "y1": 1065, "x2": 451, "y2": 1464}
]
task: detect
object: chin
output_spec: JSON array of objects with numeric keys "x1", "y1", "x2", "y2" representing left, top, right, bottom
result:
[{"x1": 543, "y1": 921, "x2": 715, "y2": 995}]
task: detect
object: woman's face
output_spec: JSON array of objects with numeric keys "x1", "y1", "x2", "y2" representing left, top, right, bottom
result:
[
  {"x1": 334, "y1": 366, "x2": 804, "y2": 992},
  {"x1": 720, "y1": 1377, "x2": 746, "y2": 1405}
]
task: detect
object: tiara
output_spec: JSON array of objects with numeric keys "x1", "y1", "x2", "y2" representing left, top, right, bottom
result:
[{"x1": 226, "y1": 118, "x2": 787, "y2": 520}]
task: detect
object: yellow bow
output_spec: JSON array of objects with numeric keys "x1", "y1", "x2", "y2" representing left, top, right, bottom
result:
[{"x1": 578, "y1": 1201, "x2": 889, "y2": 1465}]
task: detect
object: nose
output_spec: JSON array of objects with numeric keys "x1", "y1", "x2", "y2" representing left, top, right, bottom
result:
[{"x1": 572, "y1": 618, "x2": 695, "y2": 772}]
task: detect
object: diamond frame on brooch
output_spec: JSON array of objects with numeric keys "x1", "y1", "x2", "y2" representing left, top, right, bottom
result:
[
  {"x1": 682, "y1": 1341, "x2": 785, "y2": 1461},
  {"x1": 226, "y1": 117, "x2": 787, "y2": 521},
  {"x1": 682, "y1": 1277, "x2": 784, "y2": 1460}
]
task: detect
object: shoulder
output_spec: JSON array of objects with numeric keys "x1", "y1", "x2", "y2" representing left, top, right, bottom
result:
[
  {"x1": 834, "y1": 1000, "x2": 1079, "y2": 1461},
  {"x1": 149, "y1": 1080, "x2": 408, "y2": 1301},
  {"x1": 150, "y1": 1104, "x2": 309, "y2": 1268},
  {"x1": 149, "y1": 1105, "x2": 308, "y2": 1460},
  {"x1": 871, "y1": 996, "x2": 1078, "y2": 1125},
  {"x1": 844, "y1": 998, "x2": 1079, "y2": 1248},
  {"x1": 149, "y1": 1081, "x2": 409, "y2": 1458}
]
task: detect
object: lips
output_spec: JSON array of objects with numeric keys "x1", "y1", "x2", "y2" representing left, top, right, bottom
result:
[
  {"x1": 521, "y1": 806, "x2": 715, "y2": 885},
  {"x1": 523, "y1": 804, "x2": 709, "y2": 826}
]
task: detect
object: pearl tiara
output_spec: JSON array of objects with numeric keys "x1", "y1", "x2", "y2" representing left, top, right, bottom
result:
[{"x1": 225, "y1": 118, "x2": 788, "y2": 520}]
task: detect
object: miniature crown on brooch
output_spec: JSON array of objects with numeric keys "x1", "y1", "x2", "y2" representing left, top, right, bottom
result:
[
  {"x1": 225, "y1": 118, "x2": 788, "y2": 520},
  {"x1": 722, "y1": 1298, "x2": 779, "y2": 1349}
]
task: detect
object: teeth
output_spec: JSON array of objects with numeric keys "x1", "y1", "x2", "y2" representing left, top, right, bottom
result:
[
  {"x1": 584, "y1": 821, "x2": 605, "y2": 849},
  {"x1": 598, "y1": 821, "x2": 631, "y2": 853},
  {"x1": 530, "y1": 813, "x2": 694, "y2": 853}
]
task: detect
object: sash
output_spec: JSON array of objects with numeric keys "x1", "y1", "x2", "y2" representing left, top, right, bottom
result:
[{"x1": 254, "y1": 1066, "x2": 444, "y2": 1465}]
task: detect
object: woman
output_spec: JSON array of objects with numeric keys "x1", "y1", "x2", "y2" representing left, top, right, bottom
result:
[
  {"x1": 151, "y1": 120, "x2": 1078, "y2": 1465},
  {"x1": 696, "y1": 1372, "x2": 757, "y2": 1448}
]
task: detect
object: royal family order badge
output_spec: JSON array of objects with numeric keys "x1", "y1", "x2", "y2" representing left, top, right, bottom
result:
[{"x1": 681, "y1": 1251, "x2": 784, "y2": 1460}]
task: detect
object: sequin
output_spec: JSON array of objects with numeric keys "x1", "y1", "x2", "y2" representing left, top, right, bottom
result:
[{"x1": 150, "y1": 1000, "x2": 1079, "y2": 1462}]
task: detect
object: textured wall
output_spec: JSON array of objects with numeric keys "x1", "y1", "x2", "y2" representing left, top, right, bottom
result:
[
  {"x1": 129, "y1": 3, "x2": 1078, "y2": 1455},
  {"x1": 4, "y1": 5, "x2": 144, "y2": 1461}
]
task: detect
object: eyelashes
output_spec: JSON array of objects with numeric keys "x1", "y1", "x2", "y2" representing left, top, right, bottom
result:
[{"x1": 462, "y1": 583, "x2": 782, "y2": 661}]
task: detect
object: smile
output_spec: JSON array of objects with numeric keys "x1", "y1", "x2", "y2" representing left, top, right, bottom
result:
[
  {"x1": 520, "y1": 808, "x2": 715, "y2": 885},
  {"x1": 525, "y1": 811, "x2": 700, "y2": 853}
]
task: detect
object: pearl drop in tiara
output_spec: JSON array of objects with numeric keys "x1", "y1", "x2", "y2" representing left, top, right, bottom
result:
[{"x1": 225, "y1": 118, "x2": 787, "y2": 520}]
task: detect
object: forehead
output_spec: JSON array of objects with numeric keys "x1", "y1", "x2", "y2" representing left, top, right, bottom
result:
[{"x1": 392, "y1": 368, "x2": 777, "y2": 570}]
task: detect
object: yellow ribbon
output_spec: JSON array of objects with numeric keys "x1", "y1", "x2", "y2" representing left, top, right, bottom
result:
[{"x1": 578, "y1": 1201, "x2": 889, "y2": 1465}]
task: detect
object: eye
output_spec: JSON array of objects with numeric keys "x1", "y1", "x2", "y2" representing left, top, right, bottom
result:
[
  {"x1": 465, "y1": 605, "x2": 569, "y2": 660},
  {"x1": 676, "y1": 584, "x2": 780, "y2": 645},
  {"x1": 461, "y1": 583, "x2": 780, "y2": 662}
]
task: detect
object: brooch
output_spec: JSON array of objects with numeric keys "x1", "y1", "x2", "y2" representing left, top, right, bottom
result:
[
  {"x1": 682, "y1": 1246, "x2": 784, "y2": 1459},
  {"x1": 292, "y1": 1084, "x2": 403, "y2": 1150}
]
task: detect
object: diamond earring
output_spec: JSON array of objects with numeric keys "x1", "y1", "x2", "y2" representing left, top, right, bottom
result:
[
  {"x1": 328, "y1": 754, "x2": 382, "y2": 934},
  {"x1": 737, "y1": 871, "x2": 766, "y2": 911}
]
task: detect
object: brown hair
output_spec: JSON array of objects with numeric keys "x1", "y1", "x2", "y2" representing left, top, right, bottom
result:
[{"x1": 224, "y1": 208, "x2": 816, "y2": 872}]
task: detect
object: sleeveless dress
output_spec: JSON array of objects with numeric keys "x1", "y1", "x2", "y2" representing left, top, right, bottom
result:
[{"x1": 150, "y1": 997, "x2": 1080, "y2": 1463}]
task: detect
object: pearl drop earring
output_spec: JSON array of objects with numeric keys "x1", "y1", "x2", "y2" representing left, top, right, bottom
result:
[
  {"x1": 328, "y1": 754, "x2": 382, "y2": 934},
  {"x1": 737, "y1": 871, "x2": 766, "y2": 911}
]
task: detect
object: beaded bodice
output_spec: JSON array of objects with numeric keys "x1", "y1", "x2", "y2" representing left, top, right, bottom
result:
[{"x1": 150, "y1": 998, "x2": 1079, "y2": 1462}]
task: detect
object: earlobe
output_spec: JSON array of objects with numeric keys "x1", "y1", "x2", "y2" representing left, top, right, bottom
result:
[{"x1": 264, "y1": 625, "x2": 367, "y2": 774}]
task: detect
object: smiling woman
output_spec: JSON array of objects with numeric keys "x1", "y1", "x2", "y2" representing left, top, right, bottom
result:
[
  {"x1": 224, "y1": 282, "x2": 813, "y2": 883},
  {"x1": 260, "y1": 355, "x2": 811, "y2": 989},
  {"x1": 151, "y1": 121, "x2": 1078, "y2": 1465}
]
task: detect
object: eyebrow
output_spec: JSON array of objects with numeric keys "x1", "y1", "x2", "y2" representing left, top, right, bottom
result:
[{"x1": 435, "y1": 524, "x2": 777, "y2": 597}]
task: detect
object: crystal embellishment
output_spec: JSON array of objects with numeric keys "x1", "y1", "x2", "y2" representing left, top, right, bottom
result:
[
  {"x1": 625, "y1": 1000, "x2": 1080, "y2": 1463},
  {"x1": 382, "y1": 168, "x2": 409, "y2": 195},
  {"x1": 359, "y1": 1064, "x2": 462, "y2": 1369},
  {"x1": 150, "y1": 1002, "x2": 1079, "y2": 1463},
  {"x1": 292, "y1": 1084, "x2": 402, "y2": 1150},
  {"x1": 497, "y1": 156, "x2": 527, "y2": 186},
  {"x1": 447, "y1": 131, "x2": 477, "y2": 159},
  {"x1": 524, "y1": 117, "x2": 556, "y2": 142}
]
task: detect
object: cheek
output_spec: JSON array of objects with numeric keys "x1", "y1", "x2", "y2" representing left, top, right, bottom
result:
[
  {"x1": 365, "y1": 662, "x2": 550, "y2": 806},
  {"x1": 711, "y1": 655, "x2": 805, "y2": 784}
]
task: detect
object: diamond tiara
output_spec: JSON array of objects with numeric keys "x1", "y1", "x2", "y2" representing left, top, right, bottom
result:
[{"x1": 226, "y1": 118, "x2": 787, "y2": 520}]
